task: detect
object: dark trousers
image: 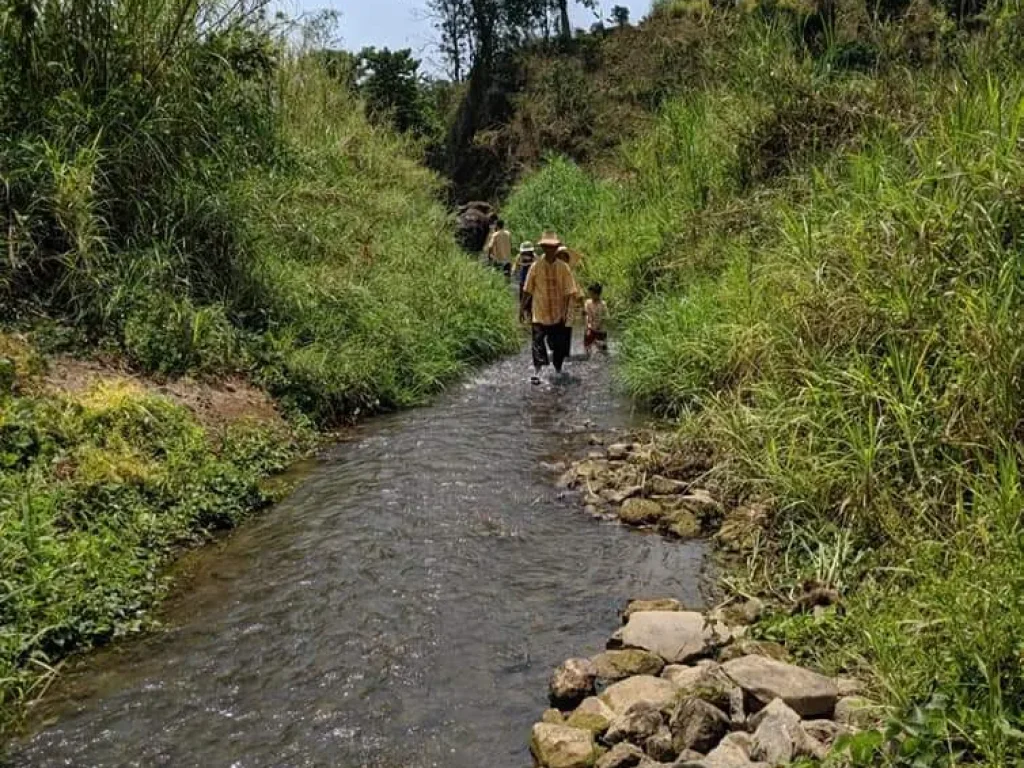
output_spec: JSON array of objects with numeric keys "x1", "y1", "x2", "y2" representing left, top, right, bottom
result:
[{"x1": 532, "y1": 322, "x2": 571, "y2": 371}]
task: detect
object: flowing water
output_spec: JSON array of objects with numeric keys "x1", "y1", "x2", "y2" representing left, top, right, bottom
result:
[{"x1": 9, "y1": 347, "x2": 708, "y2": 768}]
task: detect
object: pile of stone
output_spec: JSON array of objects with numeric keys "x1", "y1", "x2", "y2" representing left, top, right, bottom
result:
[
  {"x1": 556, "y1": 436, "x2": 764, "y2": 553},
  {"x1": 530, "y1": 599, "x2": 871, "y2": 768}
]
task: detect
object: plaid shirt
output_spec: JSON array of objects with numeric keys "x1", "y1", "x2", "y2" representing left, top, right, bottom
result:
[{"x1": 524, "y1": 257, "x2": 577, "y2": 325}]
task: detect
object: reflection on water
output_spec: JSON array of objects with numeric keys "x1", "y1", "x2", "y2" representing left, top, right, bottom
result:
[{"x1": 10, "y1": 347, "x2": 708, "y2": 768}]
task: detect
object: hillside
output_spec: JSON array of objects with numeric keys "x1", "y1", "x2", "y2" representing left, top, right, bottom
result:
[{"x1": 500, "y1": 1, "x2": 1024, "y2": 764}]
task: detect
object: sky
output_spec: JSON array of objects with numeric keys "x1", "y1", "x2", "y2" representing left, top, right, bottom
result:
[{"x1": 275, "y1": 0, "x2": 654, "y2": 74}]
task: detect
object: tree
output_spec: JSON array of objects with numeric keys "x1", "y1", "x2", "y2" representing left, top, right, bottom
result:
[
  {"x1": 609, "y1": 5, "x2": 630, "y2": 27},
  {"x1": 356, "y1": 47, "x2": 429, "y2": 135}
]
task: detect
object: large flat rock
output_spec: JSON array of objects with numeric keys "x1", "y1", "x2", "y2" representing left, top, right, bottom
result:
[
  {"x1": 599, "y1": 675, "x2": 679, "y2": 714},
  {"x1": 610, "y1": 611, "x2": 725, "y2": 663},
  {"x1": 530, "y1": 723, "x2": 598, "y2": 768},
  {"x1": 722, "y1": 655, "x2": 839, "y2": 718}
]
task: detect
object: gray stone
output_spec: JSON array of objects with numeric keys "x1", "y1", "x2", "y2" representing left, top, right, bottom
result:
[
  {"x1": 645, "y1": 726, "x2": 677, "y2": 762},
  {"x1": 748, "y1": 699, "x2": 799, "y2": 765},
  {"x1": 551, "y1": 658, "x2": 598, "y2": 709},
  {"x1": 834, "y1": 695, "x2": 874, "y2": 728},
  {"x1": 600, "y1": 675, "x2": 679, "y2": 715},
  {"x1": 623, "y1": 598, "x2": 684, "y2": 621},
  {"x1": 667, "y1": 662, "x2": 735, "y2": 712},
  {"x1": 531, "y1": 723, "x2": 599, "y2": 768},
  {"x1": 661, "y1": 665, "x2": 706, "y2": 689},
  {"x1": 592, "y1": 649, "x2": 666, "y2": 681},
  {"x1": 567, "y1": 697, "x2": 616, "y2": 735},
  {"x1": 605, "y1": 485, "x2": 643, "y2": 505},
  {"x1": 701, "y1": 740, "x2": 769, "y2": 768},
  {"x1": 596, "y1": 743, "x2": 645, "y2": 768},
  {"x1": 803, "y1": 719, "x2": 846, "y2": 746},
  {"x1": 721, "y1": 655, "x2": 838, "y2": 717},
  {"x1": 659, "y1": 509, "x2": 702, "y2": 539},
  {"x1": 836, "y1": 677, "x2": 865, "y2": 697},
  {"x1": 544, "y1": 708, "x2": 566, "y2": 724},
  {"x1": 607, "y1": 443, "x2": 632, "y2": 460},
  {"x1": 612, "y1": 611, "x2": 728, "y2": 664},
  {"x1": 669, "y1": 696, "x2": 730, "y2": 754},
  {"x1": 605, "y1": 702, "x2": 664, "y2": 746},
  {"x1": 649, "y1": 475, "x2": 687, "y2": 495},
  {"x1": 718, "y1": 640, "x2": 788, "y2": 664},
  {"x1": 720, "y1": 732, "x2": 753, "y2": 753},
  {"x1": 619, "y1": 498, "x2": 665, "y2": 525}
]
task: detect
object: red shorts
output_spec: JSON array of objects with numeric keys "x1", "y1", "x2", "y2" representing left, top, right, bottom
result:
[{"x1": 584, "y1": 329, "x2": 607, "y2": 347}]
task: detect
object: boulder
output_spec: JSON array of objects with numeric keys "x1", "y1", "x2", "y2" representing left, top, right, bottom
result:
[
  {"x1": 681, "y1": 739, "x2": 769, "y2": 768},
  {"x1": 612, "y1": 611, "x2": 728, "y2": 664},
  {"x1": 596, "y1": 742, "x2": 645, "y2": 768},
  {"x1": 645, "y1": 726, "x2": 676, "y2": 762},
  {"x1": 659, "y1": 509, "x2": 701, "y2": 539},
  {"x1": 567, "y1": 697, "x2": 616, "y2": 735},
  {"x1": 592, "y1": 649, "x2": 666, "y2": 681},
  {"x1": 607, "y1": 443, "x2": 632, "y2": 460},
  {"x1": 544, "y1": 708, "x2": 566, "y2": 724},
  {"x1": 749, "y1": 699, "x2": 828, "y2": 765},
  {"x1": 600, "y1": 675, "x2": 679, "y2": 714},
  {"x1": 619, "y1": 498, "x2": 665, "y2": 525},
  {"x1": 721, "y1": 656, "x2": 838, "y2": 718},
  {"x1": 803, "y1": 719, "x2": 846, "y2": 746},
  {"x1": 622, "y1": 598, "x2": 684, "y2": 621},
  {"x1": 605, "y1": 702, "x2": 664, "y2": 745},
  {"x1": 718, "y1": 640, "x2": 788, "y2": 664},
  {"x1": 669, "y1": 696, "x2": 730, "y2": 754},
  {"x1": 834, "y1": 696, "x2": 873, "y2": 728},
  {"x1": 605, "y1": 486, "x2": 643, "y2": 505},
  {"x1": 551, "y1": 658, "x2": 598, "y2": 709},
  {"x1": 648, "y1": 475, "x2": 688, "y2": 495},
  {"x1": 661, "y1": 665, "x2": 706, "y2": 689},
  {"x1": 837, "y1": 677, "x2": 865, "y2": 697},
  {"x1": 668, "y1": 663, "x2": 735, "y2": 713},
  {"x1": 530, "y1": 723, "x2": 599, "y2": 768}
]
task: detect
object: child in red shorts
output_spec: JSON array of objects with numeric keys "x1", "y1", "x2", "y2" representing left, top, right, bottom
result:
[{"x1": 584, "y1": 283, "x2": 608, "y2": 356}]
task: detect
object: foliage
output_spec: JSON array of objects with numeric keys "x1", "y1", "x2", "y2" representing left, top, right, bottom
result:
[
  {"x1": 505, "y1": 2, "x2": 1024, "y2": 763},
  {"x1": 356, "y1": 47, "x2": 433, "y2": 136}
]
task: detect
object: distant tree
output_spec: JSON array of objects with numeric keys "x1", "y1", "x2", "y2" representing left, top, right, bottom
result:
[
  {"x1": 609, "y1": 5, "x2": 630, "y2": 26},
  {"x1": 356, "y1": 47, "x2": 429, "y2": 135}
]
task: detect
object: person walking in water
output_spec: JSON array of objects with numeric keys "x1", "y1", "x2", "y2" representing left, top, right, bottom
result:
[
  {"x1": 524, "y1": 231, "x2": 579, "y2": 384},
  {"x1": 485, "y1": 218, "x2": 512, "y2": 279},
  {"x1": 512, "y1": 241, "x2": 537, "y2": 323},
  {"x1": 584, "y1": 282, "x2": 609, "y2": 356}
]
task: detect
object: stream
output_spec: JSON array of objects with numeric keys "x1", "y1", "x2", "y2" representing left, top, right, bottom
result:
[{"x1": 9, "y1": 346, "x2": 708, "y2": 768}]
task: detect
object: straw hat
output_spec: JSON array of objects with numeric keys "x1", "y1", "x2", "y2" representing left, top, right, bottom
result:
[{"x1": 537, "y1": 231, "x2": 562, "y2": 247}]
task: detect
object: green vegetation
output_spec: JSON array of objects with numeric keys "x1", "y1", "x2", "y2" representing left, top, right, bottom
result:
[
  {"x1": 506, "y1": 2, "x2": 1024, "y2": 763},
  {"x1": 0, "y1": 0, "x2": 516, "y2": 735}
]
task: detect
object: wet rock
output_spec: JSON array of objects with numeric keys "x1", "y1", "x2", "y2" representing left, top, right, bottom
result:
[
  {"x1": 659, "y1": 509, "x2": 701, "y2": 539},
  {"x1": 596, "y1": 742, "x2": 645, "y2": 768},
  {"x1": 648, "y1": 475, "x2": 688, "y2": 495},
  {"x1": 551, "y1": 658, "x2": 598, "y2": 709},
  {"x1": 600, "y1": 675, "x2": 679, "y2": 714},
  {"x1": 531, "y1": 722, "x2": 599, "y2": 768},
  {"x1": 592, "y1": 649, "x2": 665, "y2": 681},
  {"x1": 722, "y1": 655, "x2": 838, "y2": 718},
  {"x1": 607, "y1": 443, "x2": 632, "y2": 460},
  {"x1": 611, "y1": 611, "x2": 729, "y2": 664},
  {"x1": 568, "y1": 697, "x2": 616, "y2": 735},
  {"x1": 669, "y1": 696, "x2": 730, "y2": 754},
  {"x1": 542, "y1": 461, "x2": 569, "y2": 473},
  {"x1": 557, "y1": 470, "x2": 578, "y2": 489},
  {"x1": 605, "y1": 486, "x2": 643, "y2": 505},
  {"x1": 619, "y1": 499, "x2": 665, "y2": 526},
  {"x1": 605, "y1": 702, "x2": 664, "y2": 746},
  {"x1": 642, "y1": 727, "x2": 673, "y2": 762},
  {"x1": 834, "y1": 696, "x2": 873, "y2": 728},
  {"x1": 622, "y1": 598, "x2": 684, "y2": 621},
  {"x1": 718, "y1": 640, "x2": 787, "y2": 664},
  {"x1": 544, "y1": 708, "x2": 567, "y2": 724}
]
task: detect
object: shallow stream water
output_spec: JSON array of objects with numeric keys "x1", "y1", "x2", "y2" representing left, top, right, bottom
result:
[{"x1": 10, "y1": 346, "x2": 708, "y2": 768}]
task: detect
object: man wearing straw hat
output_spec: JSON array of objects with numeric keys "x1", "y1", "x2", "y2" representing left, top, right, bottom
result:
[{"x1": 524, "y1": 230, "x2": 580, "y2": 384}]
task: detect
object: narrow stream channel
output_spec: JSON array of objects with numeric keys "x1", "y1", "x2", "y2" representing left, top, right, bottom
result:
[{"x1": 10, "y1": 347, "x2": 708, "y2": 768}]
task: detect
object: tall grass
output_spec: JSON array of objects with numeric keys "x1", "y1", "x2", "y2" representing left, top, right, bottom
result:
[{"x1": 506, "y1": 4, "x2": 1024, "y2": 763}]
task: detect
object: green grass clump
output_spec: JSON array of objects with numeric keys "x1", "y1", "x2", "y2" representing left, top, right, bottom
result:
[{"x1": 506, "y1": 3, "x2": 1024, "y2": 763}]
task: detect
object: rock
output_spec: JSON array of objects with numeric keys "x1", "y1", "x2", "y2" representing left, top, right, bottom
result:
[
  {"x1": 588, "y1": 449, "x2": 608, "y2": 460},
  {"x1": 667, "y1": 663, "x2": 734, "y2": 712},
  {"x1": 661, "y1": 664, "x2": 705, "y2": 688},
  {"x1": 718, "y1": 640, "x2": 788, "y2": 663},
  {"x1": 669, "y1": 696, "x2": 730, "y2": 754},
  {"x1": 605, "y1": 702, "x2": 664, "y2": 745},
  {"x1": 607, "y1": 443, "x2": 631, "y2": 460},
  {"x1": 551, "y1": 658, "x2": 598, "y2": 709},
  {"x1": 612, "y1": 612, "x2": 729, "y2": 664},
  {"x1": 720, "y1": 732, "x2": 753, "y2": 753},
  {"x1": 544, "y1": 708, "x2": 567, "y2": 724},
  {"x1": 803, "y1": 719, "x2": 846, "y2": 746},
  {"x1": 455, "y1": 202, "x2": 493, "y2": 251},
  {"x1": 623, "y1": 599, "x2": 684, "y2": 621},
  {"x1": 658, "y1": 509, "x2": 702, "y2": 539},
  {"x1": 645, "y1": 726, "x2": 676, "y2": 762},
  {"x1": 619, "y1": 498, "x2": 664, "y2": 525},
  {"x1": 721, "y1": 655, "x2": 838, "y2": 718},
  {"x1": 596, "y1": 742, "x2": 645, "y2": 768},
  {"x1": 588, "y1": 434, "x2": 606, "y2": 446},
  {"x1": 836, "y1": 677, "x2": 865, "y2": 697},
  {"x1": 712, "y1": 598, "x2": 765, "y2": 626},
  {"x1": 647, "y1": 475, "x2": 687, "y2": 495},
  {"x1": 749, "y1": 699, "x2": 827, "y2": 765},
  {"x1": 715, "y1": 504, "x2": 768, "y2": 554},
  {"x1": 592, "y1": 649, "x2": 666, "y2": 681},
  {"x1": 600, "y1": 675, "x2": 679, "y2": 714},
  {"x1": 567, "y1": 697, "x2": 616, "y2": 735},
  {"x1": 674, "y1": 749, "x2": 706, "y2": 764},
  {"x1": 605, "y1": 486, "x2": 643, "y2": 504},
  {"x1": 834, "y1": 696, "x2": 873, "y2": 728},
  {"x1": 531, "y1": 723, "x2": 599, "y2": 768},
  {"x1": 678, "y1": 739, "x2": 767, "y2": 768},
  {"x1": 575, "y1": 458, "x2": 612, "y2": 481},
  {"x1": 557, "y1": 470, "x2": 578, "y2": 489}
]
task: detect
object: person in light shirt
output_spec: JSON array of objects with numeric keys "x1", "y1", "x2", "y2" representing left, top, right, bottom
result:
[
  {"x1": 584, "y1": 283, "x2": 608, "y2": 356},
  {"x1": 523, "y1": 231, "x2": 579, "y2": 384},
  {"x1": 484, "y1": 218, "x2": 512, "y2": 279}
]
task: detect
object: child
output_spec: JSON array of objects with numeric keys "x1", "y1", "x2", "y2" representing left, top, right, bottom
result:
[
  {"x1": 512, "y1": 241, "x2": 536, "y2": 322},
  {"x1": 584, "y1": 283, "x2": 608, "y2": 356}
]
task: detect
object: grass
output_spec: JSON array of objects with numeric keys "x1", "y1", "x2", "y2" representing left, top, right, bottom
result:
[{"x1": 505, "y1": 2, "x2": 1024, "y2": 763}]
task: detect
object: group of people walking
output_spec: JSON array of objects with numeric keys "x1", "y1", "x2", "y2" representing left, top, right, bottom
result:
[{"x1": 485, "y1": 221, "x2": 607, "y2": 385}]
